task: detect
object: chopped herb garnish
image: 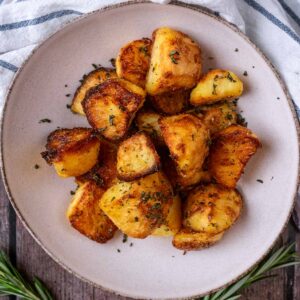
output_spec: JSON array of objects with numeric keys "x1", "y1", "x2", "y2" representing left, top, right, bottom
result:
[
  {"x1": 39, "y1": 118, "x2": 51, "y2": 123},
  {"x1": 66, "y1": 104, "x2": 71, "y2": 109},
  {"x1": 237, "y1": 113, "x2": 247, "y2": 127},
  {"x1": 225, "y1": 113, "x2": 233, "y2": 120},
  {"x1": 64, "y1": 84, "x2": 68, "y2": 87},
  {"x1": 183, "y1": 251, "x2": 187, "y2": 255},
  {"x1": 271, "y1": 176, "x2": 274, "y2": 181},
  {"x1": 92, "y1": 63, "x2": 98, "y2": 69},
  {"x1": 169, "y1": 50, "x2": 180, "y2": 64},
  {"x1": 226, "y1": 72, "x2": 237, "y2": 82},
  {"x1": 212, "y1": 83, "x2": 217, "y2": 95},
  {"x1": 243, "y1": 71, "x2": 248, "y2": 76},
  {"x1": 277, "y1": 97, "x2": 280, "y2": 100},
  {"x1": 70, "y1": 190, "x2": 76, "y2": 195},
  {"x1": 98, "y1": 127, "x2": 107, "y2": 133},
  {"x1": 34, "y1": 164, "x2": 40, "y2": 169},
  {"x1": 65, "y1": 94, "x2": 71, "y2": 97},
  {"x1": 191, "y1": 134, "x2": 195, "y2": 141},
  {"x1": 122, "y1": 234, "x2": 128, "y2": 243},
  {"x1": 134, "y1": 216, "x2": 139, "y2": 222},
  {"x1": 139, "y1": 46, "x2": 148, "y2": 56},
  {"x1": 130, "y1": 242, "x2": 133, "y2": 247},
  {"x1": 256, "y1": 179, "x2": 263, "y2": 184},
  {"x1": 92, "y1": 173, "x2": 104, "y2": 186},
  {"x1": 109, "y1": 115, "x2": 115, "y2": 126},
  {"x1": 119, "y1": 105, "x2": 126, "y2": 111},
  {"x1": 110, "y1": 58, "x2": 116, "y2": 67},
  {"x1": 117, "y1": 249, "x2": 121, "y2": 253},
  {"x1": 235, "y1": 48, "x2": 239, "y2": 52},
  {"x1": 252, "y1": 66, "x2": 255, "y2": 68}
]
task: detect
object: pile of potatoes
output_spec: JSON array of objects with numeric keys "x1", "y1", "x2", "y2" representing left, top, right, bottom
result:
[{"x1": 41, "y1": 27, "x2": 261, "y2": 251}]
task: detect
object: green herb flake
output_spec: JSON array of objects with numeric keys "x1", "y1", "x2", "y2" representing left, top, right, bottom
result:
[
  {"x1": 34, "y1": 164, "x2": 40, "y2": 169},
  {"x1": 139, "y1": 46, "x2": 149, "y2": 56},
  {"x1": 38, "y1": 118, "x2": 51, "y2": 124},
  {"x1": 226, "y1": 72, "x2": 236, "y2": 82},
  {"x1": 117, "y1": 249, "x2": 121, "y2": 253},
  {"x1": 65, "y1": 94, "x2": 71, "y2": 97},
  {"x1": 134, "y1": 216, "x2": 139, "y2": 222},
  {"x1": 92, "y1": 174, "x2": 104, "y2": 186},
  {"x1": 183, "y1": 251, "x2": 187, "y2": 255},
  {"x1": 243, "y1": 71, "x2": 248, "y2": 76},
  {"x1": 235, "y1": 48, "x2": 239, "y2": 52},
  {"x1": 109, "y1": 115, "x2": 115, "y2": 126},
  {"x1": 130, "y1": 242, "x2": 133, "y2": 247},
  {"x1": 257, "y1": 179, "x2": 264, "y2": 184},
  {"x1": 66, "y1": 104, "x2": 71, "y2": 109},
  {"x1": 169, "y1": 50, "x2": 180, "y2": 64},
  {"x1": 64, "y1": 84, "x2": 68, "y2": 87},
  {"x1": 212, "y1": 83, "x2": 217, "y2": 95},
  {"x1": 122, "y1": 234, "x2": 128, "y2": 243},
  {"x1": 92, "y1": 63, "x2": 98, "y2": 69},
  {"x1": 98, "y1": 127, "x2": 107, "y2": 133},
  {"x1": 70, "y1": 190, "x2": 76, "y2": 195},
  {"x1": 110, "y1": 58, "x2": 116, "y2": 67},
  {"x1": 225, "y1": 113, "x2": 233, "y2": 120}
]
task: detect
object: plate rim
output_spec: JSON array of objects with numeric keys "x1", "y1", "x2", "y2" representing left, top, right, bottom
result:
[{"x1": 0, "y1": 1, "x2": 299, "y2": 299}]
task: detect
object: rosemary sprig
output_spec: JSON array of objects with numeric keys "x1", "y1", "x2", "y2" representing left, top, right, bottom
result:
[
  {"x1": 0, "y1": 251, "x2": 52, "y2": 300},
  {"x1": 200, "y1": 243, "x2": 300, "y2": 300}
]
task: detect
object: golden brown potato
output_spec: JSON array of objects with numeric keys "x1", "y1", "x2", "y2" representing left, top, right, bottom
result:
[
  {"x1": 173, "y1": 228, "x2": 224, "y2": 251},
  {"x1": 117, "y1": 132, "x2": 161, "y2": 181},
  {"x1": 76, "y1": 140, "x2": 118, "y2": 189},
  {"x1": 190, "y1": 69, "x2": 243, "y2": 106},
  {"x1": 116, "y1": 38, "x2": 152, "y2": 88},
  {"x1": 195, "y1": 101, "x2": 237, "y2": 135},
  {"x1": 146, "y1": 27, "x2": 201, "y2": 95},
  {"x1": 71, "y1": 68, "x2": 117, "y2": 115},
  {"x1": 152, "y1": 194, "x2": 181, "y2": 236},
  {"x1": 100, "y1": 171, "x2": 173, "y2": 238},
  {"x1": 208, "y1": 125, "x2": 261, "y2": 188},
  {"x1": 66, "y1": 181, "x2": 117, "y2": 243},
  {"x1": 159, "y1": 114, "x2": 210, "y2": 181},
  {"x1": 135, "y1": 109, "x2": 164, "y2": 145},
  {"x1": 183, "y1": 183, "x2": 242, "y2": 234},
  {"x1": 149, "y1": 90, "x2": 189, "y2": 115},
  {"x1": 83, "y1": 78, "x2": 146, "y2": 141},
  {"x1": 41, "y1": 128, "x2": 100, "y2": 177}
]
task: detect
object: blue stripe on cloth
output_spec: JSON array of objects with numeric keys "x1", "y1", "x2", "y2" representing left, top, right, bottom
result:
[
  {"x1": 0, "y1": 60, "x2": 18, "y2": 72},
  {"x1": 278, "y1": 0, "x2": 300, "y2": 28},
  {"x1": 0, "y1": 9, "x2": 83, "y2": 31},
  {"x1": 243, "y1": 0, "x2": 300, "y2": 45}
]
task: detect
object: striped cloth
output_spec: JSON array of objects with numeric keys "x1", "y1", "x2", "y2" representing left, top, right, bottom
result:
[{"x1": 0, "y1": 0, "x2": 299, "y2": 118}]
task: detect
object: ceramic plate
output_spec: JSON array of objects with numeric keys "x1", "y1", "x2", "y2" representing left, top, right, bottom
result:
[{"x1": 1, "y1": 2, "x2": 299, "y2": 299}]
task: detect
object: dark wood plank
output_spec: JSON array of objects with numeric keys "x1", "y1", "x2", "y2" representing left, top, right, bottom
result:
[{"x1": 293, "y1": 225, "x2": 300, "y2": 300}]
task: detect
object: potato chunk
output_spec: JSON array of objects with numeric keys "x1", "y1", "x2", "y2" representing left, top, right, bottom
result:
[
  {"x1": 135, "y1": 110, "x2": 164, "y2": 145},
  {"x1": 116, "y1": 38, "x2": 152, "y2": 88},
  {"x1": 66, "y1": 181, "x2": 117, "y2": 243},
  {"x1": 100, "y1": 171, "x2": 173, "y2": 238},
  {"x1": 76, "y1": 140, "x2": 118, "y2": 189},
  {"x1": 183, "y1": 183, "x2": 242, "y2": 234},
  {"x1": 152, "y1": 194, "x2": 181, "y2": 236},
  {"x1": 41, "y1": 128, "x2": 100, "y2": 177},
  {"x1": 173, "y1": 228, "x2": 224, "y2": 251},
  {"x1": 71, "y1": 67, "x2": 117, "y2": 115},
  {"x1": 117, "y1": 132, "x2": 160, "y2": 181},
  {"x1": 146, "y1": 27, "x2": 201, "y2": 95},
  {"x1": 83, "y1": 78, "x2": 146, "y2": 141},
  {"x1": 159, "y1": 114, "x2": 210, "y2": 180},
  {"x1": 190, "y1": 69, "x2": 243, "y2": 106},
  {"x1": 208, "y1": 125, "x2": 261, "y2": 188},
  {"x1": 149, "y1": 90, "x2": 189, "y2": 115}
]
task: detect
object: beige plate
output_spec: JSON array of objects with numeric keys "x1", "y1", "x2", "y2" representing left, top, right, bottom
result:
[{"x1": 1, "y1": 2, "x2": 299, "y2": 299}]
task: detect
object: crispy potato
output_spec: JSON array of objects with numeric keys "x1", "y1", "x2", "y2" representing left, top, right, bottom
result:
[
  {"x1": 173, "y1": 228, "x2": 224, "y2": 251},
  {"x1": 83, "y1": 78, "x2": 146, "y2": 141},
  {"x1": 100, "y1": 171, "x2": 173, "y2": 238},
  {"x1": 190, "y1": 69, "x2": 243, "y2": 106},
  {"x1": 159, "y1": 114, "x2": 210, "y2": 180},
  {"x1": 135, "y1": 109, "x2": 164, "y2": 145},
  {"x1": 41, "y1": 128, "x2": 100, "y2": 177},
  {"x1": 66, "y1": 181, "x2": 117, "y2": 243},
  {"x1": 195, "y1": 101, "x2": 237, "y2": 135},
  {"x1": 76, "y1": 140, "x2": 118, "y2": 189},
  {"x1": 152, "y1": 194, "x2": 181, "y2": 236},
  {"x1": 116, "y1": 38, "x2": 152, "y2": 88},
  {"x1": 117, "y1": 132, "x2": 160, "y2": 181},
  {"x1": 146, "y1": 27, "x2": 201, "y2": 95},
  {"x1": 208, "y1": 125, "x2": 261, "y2": 188},
  {"x1": 149, "y1": 90, "x2": 189, "y2": 115},
  {"x1": 183, "y1": 183, "x2": 242, "y2": 234},
  {"x1": 71, "y1": 68, "x2": 117, "y2": 115}
]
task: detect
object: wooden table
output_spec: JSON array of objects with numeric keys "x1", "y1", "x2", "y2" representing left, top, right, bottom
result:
[{"x1": 0, "y1": 175, "x2": 299, "y2": 300}]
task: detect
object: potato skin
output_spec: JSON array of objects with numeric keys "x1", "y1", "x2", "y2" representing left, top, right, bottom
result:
[
  {"x1": 71, "y1": 67, "x2": 117, "y2": 115},
  {"x1": 66, "y1": 181, "x2": 117, "y2": 243},
  {"x1": 100, "y1": 171, "x2": 174, "y2": 238},
  {"x1": 41, "y1": 128, "x2": 100, "y2": 177},
  {"x1": 149, "y1": 89, "x2": 189, "y2": 115},
  {"x1": 173, "y1": 228, "x2": 224, "y2": 251},
  {"x1": 83, "y1": 78, "x2": 146, "y2": 141},
  {"x1": 159, "y1": 114, "x2": 210, "y2": 180},
  {"x1": 208, "y1": 125, "x2": 261, "y2": 188},
  {"x1": 117, "y1": 132, "x2": 161, "y2": 181},
  {"x1": 116, "y1": 38, "x2": 152, "y2": 88},
  {"x1": 190, "y1": 69, "x2": 243, "y2": 106},
  {"x1": 183, "y1": 183, "x2": 242, "y2": 234},
  {"x1": 146, "y1": 27, "x2": 201, "y2": 95}
]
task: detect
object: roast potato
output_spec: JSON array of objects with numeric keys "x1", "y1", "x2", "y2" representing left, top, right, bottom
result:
[
  {"x1": 116, "y1": 38, "x2": 152, "y2": 88},
  {"x1": 208, "y1": 125, "x2": 261, "y2": 188},
  {"x1": 83, "y1": 78, "x2": 146, "y2": 141},
  {"x1": 41, "y1": 128, "x2": 100, "y2": 177},
  {"x1": 100, "y1": 171, "x2": 173, "y2": 238},
  {"x1": 149, "y1": 89, "x2": 189, "y2": 115},
  {"x1": 183, "y1": 183, "x2": 242, "y2": 234},
  {"x1": 173, "y1": 228, "x2": 224, "y2": 251},
  {"x1": 190, "y1": 69, "x2": 243, "y2": 106},
  {"x1": 135, "y1": 109, "x2": 164, "y2": 145},
  {"x1": 152, "y1": 194, "x2": 181, "y2": 236},
  {"x1": 117, "y1": 132, "x2": 161, "y2": 181},
  {"x1": 76, "y1": 140, "x2": 118, "y2": 189},
  {"x1": 71, "y1": 67, "x2": 117, "y2": 115},
  {"x1": 146, "y1": 27, "x2": 201, "y2": 95},
  {"x1": 66, "y1": 181, "x2": 117, "y2": 243},
  {"x1": 159, "y1": 114, "x2": 210, "y2": 180}
]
